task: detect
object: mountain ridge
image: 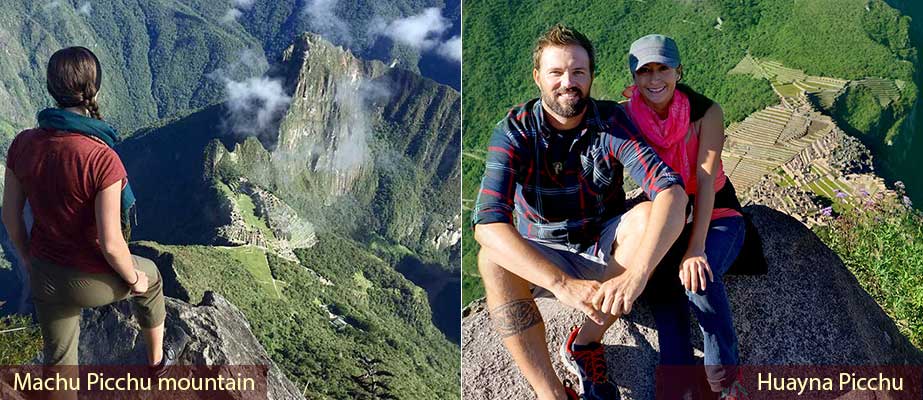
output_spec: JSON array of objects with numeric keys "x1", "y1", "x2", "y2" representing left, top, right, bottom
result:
[
  {"x1": 108, "y1": 32, "x2": 461, "y2": 397},
  {"x1": 0, "y1": 2, "x2": 462, "y2": 398}
]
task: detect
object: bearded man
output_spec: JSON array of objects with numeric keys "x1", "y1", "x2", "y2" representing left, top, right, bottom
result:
[{"x1": 472, "y1": 24, "x2": 690, "y2": 400}]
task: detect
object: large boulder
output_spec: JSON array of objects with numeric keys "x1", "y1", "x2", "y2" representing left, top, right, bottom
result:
[
  {"x1": 77, "y1": 292, "x2": 303, "y2": 400},
  {"x1": 461, "y1": 206, "x2": 923, "y2": 399}
]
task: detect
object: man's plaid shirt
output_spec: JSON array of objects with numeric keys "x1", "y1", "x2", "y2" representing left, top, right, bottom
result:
[{"x1": 472, "y1": 98, "x2": 684, "y2": 248}]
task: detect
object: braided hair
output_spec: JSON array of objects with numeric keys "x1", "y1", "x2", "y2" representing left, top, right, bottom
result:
[
  {"x1": 46, "y1": 46, "x2": 104, "y2": 120},
  {"x1": 84, "y1": 95, "x2": 103, "y2": 120}
]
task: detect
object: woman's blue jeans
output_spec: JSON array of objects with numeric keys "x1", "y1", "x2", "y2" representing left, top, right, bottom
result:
[{"x1": 649, "y1": 216, "x2": 745, "y2": 392}]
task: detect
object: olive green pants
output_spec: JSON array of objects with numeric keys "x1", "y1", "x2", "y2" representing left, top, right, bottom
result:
[{"x1": 30, "y1": 255, "x2": 166, "y2": 366}]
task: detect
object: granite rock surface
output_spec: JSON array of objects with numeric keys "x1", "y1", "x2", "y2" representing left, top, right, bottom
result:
[{"x1": 461, "y1": 206, "x2": 923, "y2": 399}]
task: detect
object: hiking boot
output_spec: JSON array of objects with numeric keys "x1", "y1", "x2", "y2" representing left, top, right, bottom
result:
[
  {"x1": 559, "y1": 326, "x2": 620, "y2": 400},
  {"x1": 150, "y1": 329, "x2": 190, "y2": 378},
  {"x1": 150, "y1": 344, "x2": 179, "y2": 378}
]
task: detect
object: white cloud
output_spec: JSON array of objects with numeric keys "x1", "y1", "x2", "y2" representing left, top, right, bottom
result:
[
  {"x1": 232, "y1": 0, "x2": 255, "y2": 9},
  {"x1": 370, "y1": 8, "x2": 460, "y2": 63},
  {"x1": 206, "y1": 48, "x2": 269, "y2": 82},
  {"x1": 77, "y1": 1, "x2": 91, "y2": 15},
  {"x1": 300, "y1": 4, "x2": 460, "y2": 63},
  {"x1": 303, "y1": 0, "x2": 352, "y2": 46},
  {"x1": 221, "y1": 0, "x2": 254, "y2": 23},
  {"x1": 375, "y1": 8, "x2": 448, "y2": 51},
  {"x1": 232, "y1": 48, "x2": 269, "y2": 71},
  {"x1": 322, "y1": 78, "x2": 391, "y2": 171},
  {"x1": 436, "y1": 35, "x2": 461, "y2": 62},
  {"x1": 221, "y1": 8, "x2": 243, "y2": 23},
  {"x1": 224, "y1": 77, "x2": 292, "y2": 138}
]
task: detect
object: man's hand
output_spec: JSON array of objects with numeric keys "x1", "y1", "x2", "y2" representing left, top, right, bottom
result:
[
  {"x1": 679, "y1": 250, "x2": 713, "y2": 293},
  {"x1": 592, "y1": 270, "x2": 647, "y2": 316},
  {"x1": 550, "y1": 278, "x2": 606, "y2": 325}
]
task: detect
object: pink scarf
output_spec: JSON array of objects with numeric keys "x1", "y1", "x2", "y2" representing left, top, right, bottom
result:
[{"x1": 627, "y1": 85, "x2": 697, "y2": 192}]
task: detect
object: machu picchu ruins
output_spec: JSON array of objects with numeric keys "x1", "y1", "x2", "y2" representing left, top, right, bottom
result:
[{"x1": 723, "y1": 56, "x2": 902, "y2": 225}]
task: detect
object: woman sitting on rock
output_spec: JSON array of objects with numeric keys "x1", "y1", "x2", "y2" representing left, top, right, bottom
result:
[
  {"x1": 622, "y1": 34, "x2": 747, "y2": 399},
  {"x1": 1, "y1": 47, "x2": 171, "y2": 371}
]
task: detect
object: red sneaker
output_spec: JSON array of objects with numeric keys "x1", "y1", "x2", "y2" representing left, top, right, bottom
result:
[
  {"x1": 720, "y1": 370, "x2": 750, "y2": 400},
  {"x1": 559, "y1": 326, "x2": 620, "y2": 400},
  {"x1": 564, "y1": 379, "x2": 579, "y2": 400}
]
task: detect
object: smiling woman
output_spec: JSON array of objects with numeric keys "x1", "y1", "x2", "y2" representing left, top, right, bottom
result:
[
  {"x1": 622, "y1": 33, "x2": 747, "y2": 398},
  {"x1": 632, "y1": 62, "x2": 682, "y2": 116}
]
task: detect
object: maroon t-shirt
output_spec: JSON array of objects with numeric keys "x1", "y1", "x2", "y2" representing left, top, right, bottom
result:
[{"x1": 6, "y1": 128, "x2": 127, "y2": 273}]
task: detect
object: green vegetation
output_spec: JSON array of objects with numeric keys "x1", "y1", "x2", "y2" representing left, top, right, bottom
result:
[
  {"x1": 214, "y1": 180, "x2": 277, "y2": 242},
  {"x1": 0, "y1": 0, "x2": 264, "y2": 135},
  {"x1": 814, "y1": 190, "x2": 923, "y2": 347},
  {"x1": 0, "y1": 118, "x2": 16, "y2": 160},
  {"x1": 461, "y1": 209, "x2": 484, "y2": 307},
  {"x1": 369, "y1": 234, "x2": 415, "y2": 263},
  {"x1": 883, "y1": 0, "x2": 923, "y2": 204},
  {"x1": 0, "y1": 315, "x2": 40, "y2": 365},
  {"x1": 135, "y1": 239, "x2": 459, "y2": 399},
  {"x1": 227, "y1": 245, "x2": 280, "y2": 298},
  {"x1": 461, "y1": 0, "x2": 919, "y2": 306},
  {"x1": 236, "y1": 0, "x2": 436, "y2": 69},
  {"x1": 235, "y1": 193, "x2": 275, "y2": 239},
  {"x1": 1, "y1": 1, "x2": 461, "y2": 396},
  {"x1": 799, "y1": 165, "x2": 856, "y2": 208},
  {"x1": 349, "y1": 356, "x2": 398, "y2": 400},
  {"x1": 221, "y1": 78, "x2": 460, "y2": 268},
  {"x1": 0, "y1": 0, "x2": 445, "y2": 140},
  {"x1": 774, "y1": 169, "x2": 797, "y2": 188},
  {"x1": 834, "y1": 84, "x2": 895, "y2": 144}
]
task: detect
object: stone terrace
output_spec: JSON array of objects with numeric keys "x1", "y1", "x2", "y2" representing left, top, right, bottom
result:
[{"x1": 723, "y1": 105, "x2": 835, "y2": 190}]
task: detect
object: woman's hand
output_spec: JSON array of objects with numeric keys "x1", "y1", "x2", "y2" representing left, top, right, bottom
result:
[
  {"x1": 679, "y1": 249, "x2": 713, "y2": 293},
  {"x1": 129, "y1": 270, "x2": 149, "y2": 295}
]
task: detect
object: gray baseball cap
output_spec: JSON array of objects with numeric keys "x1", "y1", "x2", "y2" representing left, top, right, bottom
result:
[{"x1": 628, "y1": 34, "x2": 681, "y2": 72}]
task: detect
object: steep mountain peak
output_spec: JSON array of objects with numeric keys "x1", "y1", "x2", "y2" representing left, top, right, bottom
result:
[
  {"x1": 269, "y1": 33, "x2": 388, "y2": 197},
  {"x1": 223, "y1": 32, "x2": 461, "y2": 258}
]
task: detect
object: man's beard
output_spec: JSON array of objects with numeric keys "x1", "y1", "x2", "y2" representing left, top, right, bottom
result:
[{"x1": 542, "y1": 86, "x2": 588, "y2": 118}]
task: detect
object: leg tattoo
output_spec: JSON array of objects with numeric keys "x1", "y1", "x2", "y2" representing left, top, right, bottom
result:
[{"x1": 490, "y1": 299, "x2": 543, "y2": 337}]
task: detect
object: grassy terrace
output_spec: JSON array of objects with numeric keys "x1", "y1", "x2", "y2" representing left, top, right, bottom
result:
[
  {"x1": 774, "y1": 83, "x2": 802, "y2": 98},
  {"x1": 760, "y1": 60, "x2": 808, "y2": 83},
  {"x1": 215, "y1": 182, "x2": 275, "y2": 241},
  {"x1": 775, "y1": 169, "x2": 797, "y2": 187},
  {"x1": 776, "y1": 163, "x2": 862, "y2": 215},
  {"x1": 136, "y1": 242, "x2": 278, "y2": 303},
  {"x1": 235, "y1": 192, "x2": 275, "y2": 239},
  {"x1": 225, "y1": 245, "x2": 280, "y2": 299}
]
